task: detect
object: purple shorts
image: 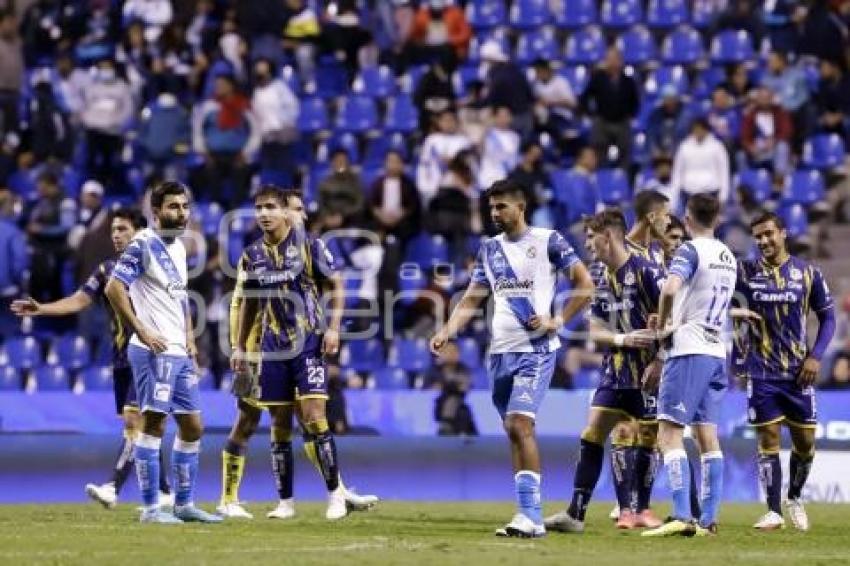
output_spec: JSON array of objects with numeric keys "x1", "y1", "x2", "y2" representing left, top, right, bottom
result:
[
  {"x1": 747, "y1": 379, "x2": 817, "y2": 427},
  {"x1": 257, "y1": 350, "x2": 328, "y2": 405},
  {"x1": 592, "y1": 385, "x2": 657, "y2": 421}
]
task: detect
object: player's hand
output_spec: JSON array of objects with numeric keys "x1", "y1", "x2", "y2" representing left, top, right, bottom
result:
[
  {"x1": 429, "y1": 329, "x2": 449, "y2": 355},
  {"x1": 10, "y1": 297, "x2": 41, "y2": 317},
  {"x1": 624, "y1": 330, "x2": 657, "y2": 349},
  {"x1": 322, "y1": 327, "x2": 340, "y2": 356},
  {"x1": 138, "y1": 327, "x2": 168, "y2": 354},
  {"x1": 798, "y1": 357, "x2": 820, "y2": 387},
  {"x1": 230, "y1": 348, "x2": 249, "y2": 374},
  {"x1": 642, "y1": 358, "x2": 663, "y2": 392},
  {"x1": 187, "y1": 340, "x2": 199, "y2": 372},
  {"x1": 528, "y1": 314, "x2": 560, "y2": 333},
  {"x1": 647, "y1": 314, "x2": 660, "y2": 330},
  {"x1": 730, "y1": 308, "x2": 763, "y2": 323}
]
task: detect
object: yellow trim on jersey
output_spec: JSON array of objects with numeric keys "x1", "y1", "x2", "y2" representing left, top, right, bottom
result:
[
  {"x1": 637, "y1": 418, "x2": 658, "y2": 425},
  {"x1": 240, "y1": 397, "x2": 296, "y2": 409},
  {"x1": 591, "y1": 405, "x2": 635, "y2": 420},
  {"x1": 295, "y1": 394, "x2": 330, "y2": 401},
  {"x1": 785, "y1": 418, "x2": 817, "y2": 429},
  {"x1": 751, "y1": 416, "x2": 786, "y2": 427}
]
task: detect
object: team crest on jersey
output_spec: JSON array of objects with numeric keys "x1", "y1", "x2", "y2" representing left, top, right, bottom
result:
[
  {"x1": 624, "y1": 271, "x2": 635, "y2": 286},
  {"x1": 526, "y1": 246, "x2": 536, "y2": 259},
  {"x1": 286, "y1": 245, "x2": 298, "y2": 259},
  {"x1": 790, "y1": 267, "x2": 803, "y2": 281}
]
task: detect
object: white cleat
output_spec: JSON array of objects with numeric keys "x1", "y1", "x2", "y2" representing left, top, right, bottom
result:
[
  {"x1": 158, "y1": 491, "x2": 175, "y2": 511},
  {"x1": 85, "y1": 483, "x2": 117, "y2": 509},
  {"x1": 495, "y1": 513, "x2": 546, "y2": 538},
  {"x1": 609, "y1": 504, "x2": 620, "y2": 521},
  {"x1": 326, "y1": 488, "x2": 348, "y2": 520},
  {"x1": 217, "y1": 501, "x2": 254, "y2": 519},
  {"x1": 785, "y1": 499, "x2": 810, "y2": 531},
  {"x1": 753, "y1": 511, "x2": 786, "y2": 531},
  {"x1": 267, "y1": 499, "x2": 296, "y2": 520},
  {"x1": 344, "y1": 488, "x2": 378, "y2": 512},
  {"x1": 544, "y1": 510, "x2": 585, "y2": 533}
]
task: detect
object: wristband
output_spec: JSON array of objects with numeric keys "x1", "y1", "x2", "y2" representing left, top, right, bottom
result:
[{"x1": 613, "y1": 334, "x2": 626, "y2": 347}]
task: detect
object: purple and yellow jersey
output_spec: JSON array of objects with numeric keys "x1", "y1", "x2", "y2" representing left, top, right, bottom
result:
[
  {"x1": 590, "y1": 254, "x2": 664, "y2": 389},
  {"x1": 236, "y1": 226, "x2": 340, "y2": 355},
  {"x1": 80, "y1": 259, "x2": 129, "y2": 369},
  {"x1": 625, "y1": 237, "x2": 666, "y2": 268},
  {"x1": 736, "y1": 256, "x2": 834, "y2": 381}
]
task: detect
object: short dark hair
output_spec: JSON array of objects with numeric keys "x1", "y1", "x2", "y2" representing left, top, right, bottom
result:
[
  {"x1": 112, "y1": 207, "x2": 147, "y2": 230},
  {"x1": 687, "y1": 193, "x2": 721, "y2": 228},
  {"x1": 586, "y1": 208, "x2": 627, "y2": 237},
  {"x1": 150, "y1": 181, "x2": 189, "y2": 209},
  {"x1": 37, "y1": 170, "x2": 59, "y2": 186},
  {"x1": 634, "y1": 190, "x2": 669, "y2": 220},
  {"x1": 486, "y1": 179, "x2": 526, "y2": 202},
  {"x1": 255, "y1": 184, "x2": 302, "y2": 207},
  {"x1": 532, "y1": 58, "x2": 550, "y2": 70},
  {"x1": 666, "y1": 214, "x2": 687, "y2": 235},
  {"x1": 749, "y1": 210, "x2": 785, "y2": 232}
]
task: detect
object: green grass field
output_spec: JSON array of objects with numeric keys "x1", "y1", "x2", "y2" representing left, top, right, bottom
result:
[{"x1": 1, "y1": 502, "x2": 847, "y2": 565}]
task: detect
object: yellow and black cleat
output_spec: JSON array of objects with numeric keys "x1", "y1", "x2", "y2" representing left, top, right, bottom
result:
[{"x1": 641, "y1": 517, "x2": 698, "y2": 538}]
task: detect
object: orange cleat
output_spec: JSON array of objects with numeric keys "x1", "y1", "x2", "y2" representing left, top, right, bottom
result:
[
  {"x1": 616, "y1": 509, "x2": 637, "y2": 529},
  {"x1": 634, "y1": 509, "x2": 664, "y2": 528}
]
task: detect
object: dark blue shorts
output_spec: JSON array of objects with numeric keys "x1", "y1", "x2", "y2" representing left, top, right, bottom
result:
[
  {"x1": 256, "y1": 350, "x2": 328, "y2": 405},
  {"x1": 747, "y1": 379, "x2": 817, "y2": 427},
  {"x1": 112, "y1": 366, "x2": 138, "y2": 415},
  {"x1": 658, "y1": 354, "x2": 727, "y2": 426},
  {"x1": 591, "y1": 385, "x2": 657, "y2": 421}
]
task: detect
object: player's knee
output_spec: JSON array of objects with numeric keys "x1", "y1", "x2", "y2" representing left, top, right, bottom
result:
[
  {"x1": 271, "y1": 426, "x2": 294, "y2": 443},
  {"x1": 141, "y1": 413, "x2": 166, "y2": 437},
  {"x1": 757, "y1": 428, "x2": 781, "y2": 453},
  {"x1": 611, "y1": 424, "x2": 636, "y2": 447},
  {"x1": 638, "y1": 425, "x2": 658, "y2": 448},
  {"x1": 303, "y1": 418, "x2": 330, "y2": 435},
  {"x1": 580, "y1": 426, "x2": 607, "y2": 446},
  {"x1": 504, "y1": 415, "x2": 535, "y2": 443}
]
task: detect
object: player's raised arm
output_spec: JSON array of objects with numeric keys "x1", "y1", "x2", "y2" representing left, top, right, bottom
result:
[{"x1": 11, "y1": 291, "x2": 92, "y2": 317}]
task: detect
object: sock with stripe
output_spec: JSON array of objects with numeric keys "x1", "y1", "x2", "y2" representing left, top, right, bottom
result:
[
  {"x1": 663, "y1": 449, "x2": 692, "y2": 521},
  {"x1": 133, "y1": 434, "x2": 161, "y2": 510},
  {"x1": 758, "y1": 452, "x2": 782, "y2": 515},
  {"x1": 221, "y1": 440, "x2": 246, "y2": 505},
  {"x1": 271, "y1": 429, "x2": 294, "y2": 501},
  {"x1": 515, "y1": 471, "x2": 543, "y2": 524},
  {"x1": 610, "y1": 444, "x2": 634, "y2": 512},
  {"x1": 699, "y1": 451, "x2": 724, "y2": 527},
  {"x1": 633, "y1": 446, "x2": 657, "y2": 513},
  {"x1": 172, "y1": 438, "x2": 200, "y2": 508}
]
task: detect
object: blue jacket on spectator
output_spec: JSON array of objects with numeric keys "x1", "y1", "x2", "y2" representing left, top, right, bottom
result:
[
  {"x1": 138, "y1": 94, "x2": 190, "y2": 162},
  {"x1": 0, "y1": 217, "x2": 28, "y2": 298},
  {"x1": 192, "y1": 98, "x2": 261, "y2": 157}
]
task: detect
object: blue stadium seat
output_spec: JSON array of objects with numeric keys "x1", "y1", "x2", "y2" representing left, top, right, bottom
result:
[
  {"x1": 4, "y1": 337, "x2": 42, "y2": 370},
  {"x1": 400, "y1": 65, "x2": 428, "y2": 94},
  {"x1": 559, "y1": 66, "x2": 590, "y2": 96},
  {"x1": 802, "y1": 134, "x2": 846, "y2": 171},
  {"x1": 372, "y1": 367, "x2": 410, "y2": 390},
  {"x1": 384, "y1": 95, "x2": 418, "y2": 134},
  {"x1": 510, "y1": 0, "x2": 552, "y2": 30},
  {"x1": 297, "y1": 96, "x2": 330, "y2": 134},
  {"x1": 736, "y1": 169, "x2": 773, "y2": 203},
  {"x1": 398, "y1": 265, "x2": 427, "y2": 305},
  {"x1": 0, "y1": 366, "x2": 20, "y2": 390},
  {"x1": 644, "y1": 65, "x2": 689, "y2": 98},
  {"x1": 778, "y1": 204, "x2": 809, "y2": 240},
  {"x1": 193, "y1": 202, "x2": 225, "y2": 237},
  {"x1": 596, "y1": 168, "x2": 632, "y2": 204},
  {"x1": 466, "y1": 0, "x2": 508, "y2": 30},
  {"x1": 453, "y1": 64, "x2": 484, "y2": 98},
  {"x1": 81, "y1": 365, "x2": 112, "y2": 392},
  {"x1": 710, "y1": 30, "x2": 755, "y2": 64},
  {"x1": 340, "y1": 339, "x2": 385, "y2": 373},
  {"x1": 691, "y1": 0, "x2": 714, "y2": 29},
  {"x1": 467, "y1": 31, "x2": 511, "y2": 64},
  {"x1": 515, "y1": 27, "x2": 561, "y2": 64},
  {"x1": 353, "y1": 65, "x2": 397, "y2": 98},
  {"x1": 35, "y1": 366, "x2": 70, "y2": 391},
  {"x1": 554, "y1": 0, "x2": 597, "y2": 28},
  {"x1": 600, "y1": 0, "x2": 643, "y2": 30},
  {"x1": 404, "y1": 233, "x2": 450, "y2": 268},
  {"x1": 550, "y1": 169, "x2": 598, "y2": 224},
  {"x1": 335, "y1": 95, "x2": 379, "y2": 134},
  {"x1": 314, "y1": 58, "x2": 349, "y2": 99},
  {"x1": 617, "y1": 25, "x2": 657, "y2": 66},
  {"x1": 324, "y1": 132, "x2": 362, "y2": 164},
  {"x1": 783, "y1": 170, "x2": 825, "y2": 207},
  {"x1": 647, "y1": 0, "x2": 688, "y2": 29},
  {"x1": 389, "y1": 338, "x2": 433, "y2": 373},
  {"x1": 564, "y1": 26, "x2": 606, "y2": 65},
  {"x1": 471, "y1": 367, "x2": 490, "y2": 390},
  {"x1": 662, "y1": 26, "x2": 705, "y2": 65},
  {"x1": 342, "y1": 271, "x2": 364, "y2": 309},
  {"x1": 53, "y1": 334, "x2": 91, "y2": 371},
  {"x1": 457, "y1": 337, "x2": 482, "y2": 370},
  {"x1": 363, "y1": 133, "x2": 407, "y2": 167}
]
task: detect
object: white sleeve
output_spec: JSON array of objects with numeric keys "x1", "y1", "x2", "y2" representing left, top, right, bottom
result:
[{"x1": 716, "y1": 142, "x2": 730, "y2": 204}]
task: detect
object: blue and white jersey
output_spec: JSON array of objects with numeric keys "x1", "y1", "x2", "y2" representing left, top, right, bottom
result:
[
  {"x1": 472, "y1": 227, "x2": 581, "y2": 354},
  {"x1": 112, "y1": 228, "x2": 189, "y2": 356},
  {"x1": 666, "y1": 237, "x2": 737, "y2": 359}
]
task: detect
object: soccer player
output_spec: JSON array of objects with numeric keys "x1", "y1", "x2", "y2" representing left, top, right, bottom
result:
[
  {"x1": 11, "y1": 209, "x2": 173, "y2": 509},
  {"x1": 661, "y1": 215, "x2": 687, "y2": 264},
  {"x1": 105, "y1": 181, "x2": 221, "y2": 524},
  {"x1": 737, "y1": 212, "x2": 835, "y2": 531},
  {"x1": 641, "y1": 194, "x2": 735, "y2": 537},
  {"x1": 219, "y1": 188, "x2": 377, "y2": 519},
  {"x1": 430, "y1": 179, "x2": 594, "y2": 538},
  {"x1": 231, "y1": 185, "x2": 360, "y2": 520},
  {"x1": 544, "y1": 210, "x2": 660, "y2": 534}
]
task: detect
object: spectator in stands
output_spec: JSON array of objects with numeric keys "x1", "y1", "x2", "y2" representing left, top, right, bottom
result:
[
  {"x1": 480, "y1": 40, "x2": 534, "y2": 137},
  {"x1": 19, "y1": 0, "x2": 67, "y2": 66},
  {"x1": 408, "y1": 0, "x2": 472, "y2": 63},
  {"x1": 416, "y1": 109, "x2": 472, "y2": 204},
  {"x1": 721, "y1": 63, "x2": 755, "y2": 105},
  {"x1": 0, "y1": 10, "x2": 22, "y2": 138},
  {"x1": 824, "y1": 356, "x2": 850, "y2": 389},
  {"x1": 479, "y1": 106, "x2": 520, "y2": 190},
  {"x1": 580, "y1": 46, "x2": 640, "y2": 169},
  {"x1": 706, "y1": 85, "x2": 742, "y2": 151},
  {"x1": 413, "y1": 51, "x2": 456, "y2": 134},
  {"x1": 507, "y1": 140, "x2": 544, "y2": 220},
  {"x1": 428, "y1": 154, "x2": 477, "y2": 261},
  {"x1": 762, "y1": 50, "x2": 811, "y2": 150},
  {"x1": 23, "y1": 79, "x2": 73, "y2": 164},
  {"x1": 763, "y1": 0, "x2": 807, "y2": 53},
  {"x1": 116, "y1": 20, "x2": 152, "y2": 104},
  {"x1": 325, "y1": 0, "x2": 375, "y2": 77},
  {"x1": 375, "y1": 0, "x2": 415, "y2": 64},
  {"x1": 646, "y1": 84, "x2": 691, "y2": 159},
  {"x1": 218, "y1": 17, "x2": 248, "y2": 84},
  {"x1": 637, "y1": 155, "x2": 675, "y2": 203},
  {"x1": 281, "y1": 0, "x2": 321, "y2": 83},
  {"x1": 457, "y1": 78, "x2": 487, "y2": 146},
  {"x1": 531, "y1": 58, "x2": 578, "y2": 157},
  {"x1": 67, "y1": 180, "x2": 105, "y2": 250},
  {"x1": 712, "y1": 0, "x2": 765, "y2": 45},
  {"x1": 814, "y1": 57, "x2": 850, "y2": 142},
  {"x1": 150, "y1": 22, "x2": 198, "y2": 101},
  {"x1": 251, "y1": 58, "x2": 299, "y2": 178},
  {"x1": 801, "y1": 0, "x2": 849, "y2": 65},
  {"x1": 0, "y1": 188, "x2": 27, "y2": 338},
  {"x1": 54, "y1": 52, "x2": 88, "y2": 123},
  {"x1": 192, "y1": 74, "x2": 259, "y2": 206},
  {"x1": 741, "y1": 86, "x2": 793, "y2": 176},
  {"x1": 81, "y1": 57, "x2": 133, "y2": 190},
  {"x1": 122, "y1": 0, "x2": 173, "y2": 43},
  {"x1": 138, "y1": 87, "x2": 190, "y2": 178},
  {"x1": 318, "y1": 148, "x2": 364, "y2": 229},
  {"x1": 186, "y1": 0, "x2": 217, "y2": 55},
  {"x1": 368, "y1": 150, "x2": 420, "y2": 244},
  {"x1": 671, "y1": 117, "x2": 730, "y2": 211},
  {"x1": 26, "y1": 171, "x2": 76, "y2": 304}
]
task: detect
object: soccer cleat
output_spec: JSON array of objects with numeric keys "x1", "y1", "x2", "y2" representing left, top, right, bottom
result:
[
  {"x1": 785, "y1": 499, "x2": 809, "y2": 531},
  {"x1": 495, "y1": 513, "x2": 546, "y2": 538},
  {"x1": 140, "y1": 508, "x2": 183, "y2": 524},
  {"x1": 543, "y1": 510, "x2": 584, "y2": 533},
  {"x1": 267, "y1": 499, "x2": 296, "y2": 520},
  {"x1": 641, "y1": 517, "x2": 697, "y2": 538},
  {"x1": 326, "y1": 488, "x2": 348, "y2": 520},
  {"x1": 616, "y1": 509, "x2": 637, "y2": 529},
  {"x1": 216, "y1": 501, "x2": 254, "y2": 519},
  {"x1": 158, "y1": 491, "x2": 175, "y2": 510},
  {"x1": 609, "y1": 505, "x2": 620, "y2": 521},
  {"x1": 695, "y1": 523, "x2": 719, "y2": 537},
  {"x1": 174, "y1": 504, "x2": 224, "y2": 523},
  {"x1": 344, "y1": 488, "x2": 378, "y2": 512},
  {"x1": 634, "y1": 509, "x2": 664, "y2": 529},
  {"x1": 85, "y1": 483, "x2": 117, "y2": 509},
  {"x1": 753, "y1": 511, "x2": 786, "y2": 531}
]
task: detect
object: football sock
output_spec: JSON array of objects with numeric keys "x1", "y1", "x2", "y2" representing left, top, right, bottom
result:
[
  {"x1": 758, "y1": 451, "x2": 782, "y2": 514},
  {"x1": 158, "y1": 449, "x2": 171, "y2": 494},
  {"x1": 689, "y1": 457, "x2": 702, "y2": 518},
  {"x1": 663, "y1": 449, "x2": 691, "y2": 521},
  {"x1": 110, "y1": 433, "x2": 135, "y2": 494},
  {"x1": 304, "y1": 431, "x2": 347, "y2": 491},
  {"x1": 172, "y1": 438, "x2": 200, "y2": 507},
  {"x1": 610, "y1": 445, "x2": 634, "y2": 512},
  {"x1": 221, "y1": 440, "x2": 246, "y2": 504},
  {"x1": 699, "y1": 451, "x2": 724, "y2": 527},
  {"x1": 568, "y1": 438, "x2": 604, "y2": 522},
  {"x1": 271, "y1": 439, "x2": 294, "y2": 500},
  {"x1": 311, "y1": 422, "x2": 340, "y2": 492},
  {"x1": 134, "y1": 433, "x2": 161, "y2": 510},
  {"x1": 788, "y1": 450, "x2": 814, "y2": 501},
  {"x1": 515, "y1": 471, "x2": 542, "y2": 524},
  {"x1": 633, "y1": 446, "x2": 657, "y2": 513}
]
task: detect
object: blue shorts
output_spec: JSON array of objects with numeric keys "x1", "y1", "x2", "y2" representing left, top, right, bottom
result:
[
  {"x1": 592, "y1": 385, "x2": 657, "y2": 421},
  {"x1": 255, "y1": 349, "x2": 328, "y2": 405},
  {"x1": 128, "y1": 345, "x2": 199, "y2": 414},
  {"x1": 658, "y1": 354, "x2": 727, "y2": 426},
  {"x1": 747, "y1": 379, "x2": 817, "y2": 428},
  {"x1": 112, "y1": 366, "x2": 138, "y2": 415},
  {"x1": 488, "y1": 352, "x2": 556, "y2": 420}
]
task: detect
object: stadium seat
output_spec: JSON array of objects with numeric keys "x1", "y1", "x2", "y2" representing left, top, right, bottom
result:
[
  {"x1": 0, "y1": 365, "x2": 20, "y2": 390},
  {"x1": 553, "y1": 0, "x2": 597, "y2": 28},
  {"x1": 550, "y1": 169, "x2": 598, "y2": 224},
  {"x1": 457, "y1": 337, "x2": 482, "y2": 370},
  {"x1": 34, "y1": 366, "x2": 70, "y2": 392},
  {"x1": 600, "y1": 0, "x2": 643, "y2": 30},
  {"x1": 4, "y1": 337, "x2": 42, "y2": 370},
  {"x1": 389, "y1": 338, "x2": 433, "y2": 373},
  {"x1": 559, "y1": 65, "x2": 590, "y2": 97},
  {"x1": 470, "y1": 367, "x2": 490, "y2": 390},
  {"x1": 783, "y1": 169, "x2": 825, "y2": 207},
  {"x1": 802, "y1": 134, "x2": 846, "y2": 171},
  {"x1": 399, "y1": 65, "x2": 428, "y2": 94},
  {"x1": 404, "y1": 233, "x2": 450, "y2": 268},
  {"x1": 313, "y1": 58, "x2": 349, "y2": 99},
  {"x1": 515, "y1": 27, "x2": 561, "y2": 64},
  {"x1": 335, "y1": 95, "x2": 379, "y2": 134},
  {"x1": 510, "y1": 0, "x2": 552, "y2": 30},
  {"x1": 662, "y1": 26, "x2": 705, "y2": 65},
  {"x1": 372, "y1": 367, "x2": 410, "y2": 390},
  {"x1": 710, "y1": 30, "x2": 755, "y2": 64},
  {"x1": 736, "y1": 169, "x2": 773, "y2": 203},
  {"x1": 646, "y1": 0, "x2": 688, "y2": 29},
  {"x1": 564, "y1": 26, "x2": 606, "y2": 65},
  {"x1": 453, "y1": 64, "x2": 484, "y2": 98},
  {"x1": 193, "y1": 202, "x2": 224, "y2": 237},
  {"x1": 617, "y1": 25, "x2": 657, "y2": 67},
  {"x1": 323, "y1": 131, "x2": 362, "y2": 164},
  {"x1": 398, "y1": 264, "x2": 427, "y2": 305},
  {"x1": 342, "y1": 271, "x2": 364, "y2": 309},
  {"x1": 467, "y1": 30, "x2": 510, "y2": 65},
  {"x1": 384, "y1": 95, "x2": 418, "y2": 134},
  {"x1": 297, "y1": 96, "x2": 330, "y2": 134},
  {"x1": 644, "y1": 65, "x2": 689, "y2": 98},
  {"x1": 596, "y1": 168, "x2": 632, "y2": 204},
  {"x1": 466, "y1": 0, "x2": 508, "y2": 30},
  {"x1": 353, "y1": 65, "x2": 397, "y2": 98},
  {"x1": 778, "y1": 204, "x2": 809, "y2": 241},
  {"x1": 363, "y1": 133, "x2": 407, "y2": 167},
  {"x1": 52, "y1": 334, "x2": 91, "y2": 371},
  {"x1": 81, "y1": 365, "x2": 112, "y2": 392},
  {"x1": 691, "y1": 0, "x2": 714, "y2": 29},
  {"x1": 339, "y1": 339, "x2": 385, "y2": 373}
]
